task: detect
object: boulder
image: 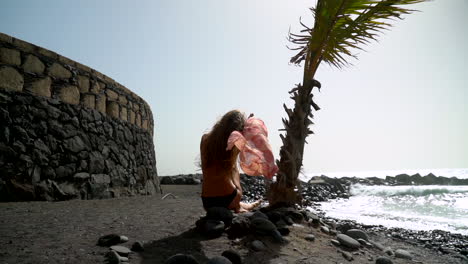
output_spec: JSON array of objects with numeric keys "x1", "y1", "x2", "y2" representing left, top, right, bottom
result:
[
  {"x1": 251, "y1": 218, "x2": 277, "y2": 235},
  {"x1": 251, "y1": 240, "x2": 267, "y2": 251},
  {"x1": 346, "y1": 229, "x2": 369, "y2": 242},
  {"x1": 206, "y1": 207, "x2": 233, "y2": 226},
  {"x1": 221, "y1": 250, "x2": 242, "y2": 264},
  {"x1": 207, "y1": 256, "x2": 232, "y2": 264},
  {"x1": 109, "y1": 245, "x2": 131, "y2": 257},
  {"x1": 394, "y1": 249, "x2": 412, "y2": 260},
  {"x1": 98, "y1": 234, "x2": 121, "y2": 247},
  {"x1": 336, "y1": 234, "x2": 361, "y2": 249},
  {"x1": 375, "y1": 256, "x2": 393, "y2": 264},
  {"x1": 165, "y1": 254, "x2": 199, "y2": 264}
]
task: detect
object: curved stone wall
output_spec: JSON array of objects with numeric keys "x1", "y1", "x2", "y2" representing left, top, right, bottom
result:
[{"x1": 0, "y1": 33, "x2": 160, "y2": 201}]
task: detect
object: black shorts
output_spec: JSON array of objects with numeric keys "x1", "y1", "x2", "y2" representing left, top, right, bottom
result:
[{"x1": 201, "y1": 189, "x2": 237, "y2": 209}]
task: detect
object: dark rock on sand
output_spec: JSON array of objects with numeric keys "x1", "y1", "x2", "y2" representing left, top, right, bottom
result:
[
  {"x1": 331, "y1": 239, "x2": 341, "y2": 247},
  {"x1": 375, "y1": 256, "x2": 393, "y2": 264},
  {"x1": 370, "y1": 241, "x2": 386, "y2": 251},
  {"x1": 283, "y1": 216, "x2": 294, "y2": 225},
  {"x1": 165, "y1": 253, "x2": 199, "y2": 264},
  {"x1": 357, "y1": 238, "x2": 372, "y2": 247},
  {"x1": 346, "y1": 229, "x2": 369, "y2": 241},
  {"x1": 277, "y1": 225, "x2": 290, "y2": 236},
  {"x1": 105, "y1": 250, "x2": 128, "y2": 264},
  {"x1": 250, "y1": 211, "x2": 268, "y2": 220},
  {"x1": 206, "y1": 207, "x2": 234, "y2": 226},
  {"x1": 305, "y1": 234, "x2": 315, "y2": 242},
  {"x1": 204, "y1": 220, "x2": 226, "y2": 238},
  {"x1": 110, "y1": 245, "x2": 131, "y2": 257},
  {"x1": 341, "y1": 250, "x2": 354, "y2": 261},
  {"x1": 289, "y1": 210, "x2": 304, "y2": 223},
  {"x1": 271, "y1": 230, "x2": 287, "y2": 244},
  {"x1": 251, "y1": 240, "x2": 267, "y2": 251},
  {"x1": 222, "y1": 249, "x2": 242, "y2": 264},
  {"x1": 250, "y1": 218, "x2": 277, "y2": 235},
  {"x1": 207, "y1": 256, "x2": 233, "y2": 264},
  {"x1": 383, "y1": 247, "x2": 394, "y2": 256},
  {"x1": 131, "y1": 241, "x2": 144, "y2": 252},
  {"x1": 320, "y1": 226, "x2": 330, "y2": 234},
  {"x1": 337, "y1": 234, "x2": 361, "y2": 249},
  {"x1": 227, "y1": 215, "x2": 250, "y2": 239},
  {"x1": 98, "y1": 234, "x2": 122, "y2": 247},
  {"x1": 266, "y1": 211, "x2": 282, "y2": 222},
  {"x1": 394, "y1": 249, "x2": 412, "y2": 260}
]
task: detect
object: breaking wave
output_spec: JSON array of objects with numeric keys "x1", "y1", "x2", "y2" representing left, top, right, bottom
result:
[{"x1": 350, "y1": 185, "x2": 468, "y2": 197}]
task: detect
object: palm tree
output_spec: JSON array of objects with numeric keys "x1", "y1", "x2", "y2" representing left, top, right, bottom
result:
[{"x1": 267, "y1": 0, "x2": 428, "y2": 207}]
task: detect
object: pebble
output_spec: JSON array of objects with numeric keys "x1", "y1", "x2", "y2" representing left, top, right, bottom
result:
[
  {"x1": 105, "y1": 250, "x2": 128, "y2": 264},
  {"x1": 383, "y1": 247, "x2": 394, "y2": 256},
  {"x1": 165, "y1": 254, "x2": 199, "y2": 264},
  {"x1": 370, "y1": 241, "x2": 385, "y2": 251},
  {"x1": 205, "y1": 220, "x2": 225, "y2": 238},
  {"x1": 207, "y1": 256, "x2": 232, "y2": 264},
  {"x1": 337, "y1": 234, "x2": 361, "y2": 249},
  {"x1": 221, "y1": 249, "x2": 242, "y2": 264},
  {"x1": 98, "y1": 234, "x2": 122, "y2": 247},
  {"x1": 251, "y1": 240, "x2": 267, "y2": 251},
  {"x1": 394, "y1": 249, "x2": 412, "y2": 260},
  {"x1": 320, "y1": 226, "x2": 330, "y2": 234},
  {"x1": 331, "y1": 239, "x2": 341, "y2": 247},
  {"x1": 305, "y1": 234, "x2": 315, "y2": 242},
  {"x1": 119, "y1": 235, "x2": 129, "y2": 243},
  {"x1": 375, "y1": 256, "x2": 393, "y2": 264},
  {"x1": 346, "y1": 229, "x2": 369, "y2": 242},
  {"x1": 357, "y1": 238, "x2": 372, "y2": 247},
  {"x1": 131, "y1": 241, "x2": 144, "y2": 252},
  {"x1": 110, "y1": 245, "x2": 131, "y2": 257},
  {"x1": 341, "y1": 251, "x2": 353, "y2": 261}
]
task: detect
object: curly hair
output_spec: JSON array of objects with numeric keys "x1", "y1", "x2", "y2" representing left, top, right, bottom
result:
[{"x1": 201, "y1": 110, "x2": 246, "y2": 170}]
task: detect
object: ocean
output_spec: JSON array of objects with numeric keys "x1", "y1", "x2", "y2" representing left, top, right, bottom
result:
[{"x1": 302, "y1": 168, "x2": 468, "y2": 236}]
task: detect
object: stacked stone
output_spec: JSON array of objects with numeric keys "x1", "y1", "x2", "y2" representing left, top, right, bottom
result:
[
  {"x1": 0, "y1": 32, "x2": 153, "y2": 133},
  {"x1": 0, "y1": 33, "x2": 159, "y2": 201}
]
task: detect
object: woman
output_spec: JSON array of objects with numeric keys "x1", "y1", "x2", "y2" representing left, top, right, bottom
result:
[{"x1": 200, "y1": 110, "x2": 260, "y2": 213}]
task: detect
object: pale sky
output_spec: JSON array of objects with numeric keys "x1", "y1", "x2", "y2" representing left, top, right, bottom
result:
[{"x1": 1, "y1": 0, "x2": 467, "y2": 176}]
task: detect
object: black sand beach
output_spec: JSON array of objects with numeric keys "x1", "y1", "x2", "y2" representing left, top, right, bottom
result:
[{"x1": 1, "y1": 184, "x2": 467, "y2": 264}]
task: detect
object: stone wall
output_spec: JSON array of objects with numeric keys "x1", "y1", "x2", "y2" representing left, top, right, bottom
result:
[{"x1": 0, "y1": 33, "x2": 160, "y2": 201}]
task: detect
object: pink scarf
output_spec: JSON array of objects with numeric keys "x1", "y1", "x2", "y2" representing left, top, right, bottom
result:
[{"x1": 226, "y1": 117, "x2": 278, "y2": 179}]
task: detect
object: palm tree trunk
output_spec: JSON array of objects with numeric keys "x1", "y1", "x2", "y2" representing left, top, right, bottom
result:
[{"x1": 267, "y1": 79, "x2": 321, "y2": 207}]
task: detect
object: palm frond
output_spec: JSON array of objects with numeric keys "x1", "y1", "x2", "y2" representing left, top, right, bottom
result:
[{"x1": 289, "y1": 0, "x2": 428, "y2": 81}]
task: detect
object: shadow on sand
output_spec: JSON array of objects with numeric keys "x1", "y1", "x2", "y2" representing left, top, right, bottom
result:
[
  {"x1": 139, "y1": 226, "x2": 289, "y2": 264},
  {"x1": 140, "y1": 228, "x2": 221, "y2": 264},
  {"x1": 139, "y1": 228, "x2": 211, "y2": 263}
]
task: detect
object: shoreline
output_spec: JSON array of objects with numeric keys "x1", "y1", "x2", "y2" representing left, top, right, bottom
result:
[
  {"x1": 160, "y1": 173, "x2": 468, "y2": 259},
  {"x1": 0, "y1": 185, "x2": 467, "y2": 263}
]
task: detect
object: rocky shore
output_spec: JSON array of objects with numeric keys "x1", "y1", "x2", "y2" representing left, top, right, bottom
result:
[{"x1": 159, "y1": 173, "x2": 468, "y2": 261}]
